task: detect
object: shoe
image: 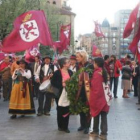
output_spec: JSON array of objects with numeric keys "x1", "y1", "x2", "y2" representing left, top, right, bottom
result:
[
  {"x1": 83, "y1": 128, "x2": 89, "y2": 134},
  {"x1": 114, "y1": 96, "x2": 118, "y2": 98},
  {"x1": 37, "y1": 113, "x2": 43, "y2": 116},
  {"x1": 134, "y1": 95, "x2": 138, "y2": 97},
  {"x1": 77, "y1": 126, "x2": 84, "y2": 131},
  {"x1": 10, "y1": 115, "x2": 17, "y2": 119},
  {"x1": 138, "y1": 108, "x2": 140, "y2": 110},
  {"x1": 58, "y1": 127, "x2": 63, "y2": 131},
  {"x1": 123, "y1": 96, "x2": 129, "y2": 98},
  {"x1": 64, "y1": 129, "x2": 70, "y2": 133},
  {"x1": 89, "y1": 131, "x2": 99, "y2": 136},
  {"x1": 98, "y1": 134, "x2": 107, "y2": 140},
  {"x1": 21, "y1": 115, "x2": 25, "y2": 117},
  {"x1": 44, "y1": 112, "x2": 50, "y2": 116},
  {"x1": 136, "y1": 103, "x2": 140, "y2": 105}
]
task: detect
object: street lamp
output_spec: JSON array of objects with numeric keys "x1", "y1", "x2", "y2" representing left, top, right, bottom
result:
[{"x1": 57, "y1": 21, "x2": 62, "y2": 40}]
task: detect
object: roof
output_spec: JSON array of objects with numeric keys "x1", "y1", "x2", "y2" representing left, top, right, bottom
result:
[{"x1": 102, "y1": 18, "x2": 110, "y2": 27}]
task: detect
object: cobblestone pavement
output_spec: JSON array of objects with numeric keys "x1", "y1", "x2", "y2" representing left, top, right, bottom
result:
[{"x1": 0, "y1": 78, "x2": 140, "y2": 140}]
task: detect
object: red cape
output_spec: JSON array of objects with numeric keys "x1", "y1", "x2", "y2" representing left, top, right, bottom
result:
[{"x1": 89, "y1": 68, "x2": 109, "y2": 117}]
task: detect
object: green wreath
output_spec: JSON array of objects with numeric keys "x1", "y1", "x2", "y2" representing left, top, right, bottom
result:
[{"x1": 66, "y1": 67, "x2": 92, "y2": 115}]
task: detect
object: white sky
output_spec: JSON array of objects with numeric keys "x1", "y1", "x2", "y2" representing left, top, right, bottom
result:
[{"x1": 68, "y1": 0, "x2": 140, "y2": 37}]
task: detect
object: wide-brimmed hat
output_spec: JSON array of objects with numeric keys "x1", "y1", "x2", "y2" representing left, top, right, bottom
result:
[{"x1": 43, "y1": 56, "x2": 52, "y2": 60}]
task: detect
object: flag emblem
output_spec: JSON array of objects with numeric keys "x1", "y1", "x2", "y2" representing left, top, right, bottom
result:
[{"x1": 19, "y1": 20, "x2": 39, "y2": 42}]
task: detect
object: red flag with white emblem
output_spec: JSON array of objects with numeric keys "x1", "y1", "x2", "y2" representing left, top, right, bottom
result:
[
  {"x1": 1, "y1": 10, "x2": 53, "y2": 53},
  {"x1": 123, "y1": 2, "x2": 140, "y2": 38},
  {"x1": 94, "y1": 21, "x2": 105, "y2": 37},
  {"x1": 25, "y1": 44, "x2": 41, "y2": 63},
  {"x1": 59, "y1": 24, "x2": 71, "y2": 53}
]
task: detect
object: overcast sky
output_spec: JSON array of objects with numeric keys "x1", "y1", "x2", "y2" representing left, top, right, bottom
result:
[{"x1": 68, "y1": 0, "x2": 140, "y2": 37}]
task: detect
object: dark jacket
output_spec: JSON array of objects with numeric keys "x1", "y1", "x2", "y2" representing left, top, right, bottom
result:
[
  {"x1": 51, "y1": 69, "x2": 73, "y2": 98},
  {"x1": 121, "y1": 65, "x2": 132, "y2": 80}
]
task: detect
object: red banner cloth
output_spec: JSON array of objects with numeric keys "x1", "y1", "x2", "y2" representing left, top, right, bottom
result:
[
  {"x1": 59, "y1": 24, "x2": 71, "y2": 53},
  {"x1": 92, "y1": 45, "x2": 102, "y2": 57},
  {"x1": 123, "y1": 2, "x2": 140, "y2": 38},
  {"x1": 2, "y1": 10, "x2": 53, "y2": 53},
  {"x1": 94, "y1": 21, "x2": 105, "y2": 37}
]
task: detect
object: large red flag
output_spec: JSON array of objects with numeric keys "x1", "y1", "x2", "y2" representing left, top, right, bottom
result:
[
  {"x1": 129, "y1": 18, "x2": 140, "y2": 54},
  {"x1": 92, "y1": 45, "x2": 102, "y2": 57},
  {"x1": 94, "y1": 21, "x2": 105, "y2": 37},
  {"x1": 1, "y1": 10, "x2": 53, "y2": 53},
  {"x1": 123, "y1": 2, "x2": 140, "y2": 38},
  {"x1": 59, "y1": 24, "x2": 71, "y2": 53}
]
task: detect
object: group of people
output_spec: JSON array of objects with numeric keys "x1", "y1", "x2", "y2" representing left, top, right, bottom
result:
[{"x1": 0, "y1": 51, "x2": 140, "y2": 140}]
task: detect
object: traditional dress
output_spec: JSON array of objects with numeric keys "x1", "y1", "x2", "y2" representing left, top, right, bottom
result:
[
  {"x1": 89, "y1": 67, "x2": 109, "y2": 136},
  {"x1": 9, "y1": 69, "x2": 35, "y2": 115}
]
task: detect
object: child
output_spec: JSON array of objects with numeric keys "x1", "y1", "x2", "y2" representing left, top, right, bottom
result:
[{"x1": 89, "y1": 57, "x2": 109, "y2": 140}]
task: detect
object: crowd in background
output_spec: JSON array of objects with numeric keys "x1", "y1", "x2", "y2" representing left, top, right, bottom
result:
[{"x1": 0, "y1": 52, "x2": 140, "y2": 140}]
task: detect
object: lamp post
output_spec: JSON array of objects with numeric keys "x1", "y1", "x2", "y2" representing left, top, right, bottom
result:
[{"x1": 57, "y1": 21, "x2": 62, "y2": 40}]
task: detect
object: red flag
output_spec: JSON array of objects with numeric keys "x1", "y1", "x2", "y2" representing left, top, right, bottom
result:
[
  {"x1": 129, "y1": 18, "x2": 140, "y2": 54},
  {"x1": 94, "y1": 21, "x2": 105, "y2": 37},
  {"x1": 92, "y1": 45, "x2": 102, "y2": 57},
  {"x1": 25, "y1": 44, "x2": 40, "y2": 63},
  {"x1": 123, "y1": 2, "x2": 140, "y2": 38},
  {"x1": 1, "y1": 10, "x2": 53, "y2": 53},
  {"x1": 59, "y1": 24, "x2": 71, "y2": 53},
  {"x1": 53, "y1": 41, "x2": 64, "y2": 54}
]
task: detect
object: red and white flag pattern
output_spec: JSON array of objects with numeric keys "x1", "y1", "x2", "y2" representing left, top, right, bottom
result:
[{"x1": 1, "y1": 10, "x2": 53, "y2": 53}]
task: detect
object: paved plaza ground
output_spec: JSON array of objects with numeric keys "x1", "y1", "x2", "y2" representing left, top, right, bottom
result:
[{"x1": 0, "y1": 79, "x2": 140, "y2": 140}]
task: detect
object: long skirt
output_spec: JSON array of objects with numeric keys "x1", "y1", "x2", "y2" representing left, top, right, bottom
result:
[
  {"x1": 9, "y1": 81, "x2": 35, "y2": 115},
  {"x1": 121, "y1": 79, "x2": 131, "y2": 90}
]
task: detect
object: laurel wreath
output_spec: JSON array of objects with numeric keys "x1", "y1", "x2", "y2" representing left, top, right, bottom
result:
[{"x1": 66, "y1": 67, "x2": 92, "y2": 115}]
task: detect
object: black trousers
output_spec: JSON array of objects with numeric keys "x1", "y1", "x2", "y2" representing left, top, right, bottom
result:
[
  {"x1": 132, "y1": 79, "x2": 138, "y2": 96},
  {"x1": 110, "y1": 77, "x2": 119, "y2": 97},
  {"x1": 93, "y1": 111, "x2": 108, "y2": 135},
  {"x1": 33, "y1": 79, "x2": 40, "y2": 98},
  {"x1": 38, "y1": 91, "x2": 53, "y2": 114},
  {"x1": 79, "y1": 112, "x2": 90, "y2": 129},
  {"x1": 138, "y1": 81, "x2": 140, "y2": 103},
  {"x1": 55, "y1": 98, "x2": 70, "y2": 130},
  {"x1": 3, "y1": 78, "x2": 12, "y2": 100}
]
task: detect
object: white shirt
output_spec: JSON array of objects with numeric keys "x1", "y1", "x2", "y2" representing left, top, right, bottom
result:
[
  {"x1": 12, "y1": 69, "x2": 31, "y2": 80},
  {"x1": 34, "y1": 62, "x2": 40, "y2": 75}
]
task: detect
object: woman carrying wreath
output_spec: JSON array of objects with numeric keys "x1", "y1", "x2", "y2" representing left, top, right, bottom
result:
[
  {"x1": 9, "y1": 59, "x2": 35, "y2": 119},
  {"x1": 51, "y1": 57, "x2": 73, "y2": 133},
  {"x1": 76, "y1": 50, "x2": 94, "y2": 134}
]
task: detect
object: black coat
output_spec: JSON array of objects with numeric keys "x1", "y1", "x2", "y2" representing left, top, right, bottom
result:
[{"x1": 51, "y1": 69, "x2": 73, "y2": 98}]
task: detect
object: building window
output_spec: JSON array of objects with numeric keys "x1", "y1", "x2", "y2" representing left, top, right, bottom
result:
[{"x1": 53, "y1": 1, "x2": 56, "y2": 4}]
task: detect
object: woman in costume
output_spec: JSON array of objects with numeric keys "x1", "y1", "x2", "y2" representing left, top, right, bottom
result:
[
  {"x1": 9, "y1": 59, "x2": 35, "y2": 119},
  {"x1": 89, "y1": 57, "x2": 109, "y2": 140},
  {"x1": 76, "y1": 50, "x2": 93, "y2": 134},
  {"x1": 51, "y1": 57, "x2": 73, "y2": 133}
]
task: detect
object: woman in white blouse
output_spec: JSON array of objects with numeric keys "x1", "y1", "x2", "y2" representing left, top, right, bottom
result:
[{"x1": 9, "y1": 59, "x2": 35, "y2": 119}]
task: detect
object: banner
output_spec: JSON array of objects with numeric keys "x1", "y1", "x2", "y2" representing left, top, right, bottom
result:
[{"x1": 2, "y1": 10, "x2": 53, "y2": 53}]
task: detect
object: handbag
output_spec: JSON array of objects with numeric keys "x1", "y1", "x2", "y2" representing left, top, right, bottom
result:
[
  {"x1": 58, "y1": 88, "x2": 70, "y2": 107},
  {"x1": 46, "y1": 83, "x2": 60, "y2": 97},
  {"x1": 102, "y1": 82, "x2": 112, "y2": 106}
]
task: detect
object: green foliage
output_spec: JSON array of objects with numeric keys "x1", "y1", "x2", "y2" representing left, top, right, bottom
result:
[{"x1": 66, "y1": 67, "x2": 93, "y2": 115}]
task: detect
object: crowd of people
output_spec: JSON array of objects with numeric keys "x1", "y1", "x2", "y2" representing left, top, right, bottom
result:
[{"x1": 0, "y1": 51, "x2": 140, "y2": 140}]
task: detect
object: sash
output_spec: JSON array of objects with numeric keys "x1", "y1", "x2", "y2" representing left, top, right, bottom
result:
[{"x1": 76, "y1": 72, "x2": 90, "y2": 103}]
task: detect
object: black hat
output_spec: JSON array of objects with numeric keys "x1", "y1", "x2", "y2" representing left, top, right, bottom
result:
[
  {"x1": 17, "y1": 59, "x2": 28, "y2": 65},
  {"x1": 43, "y1": 56, "x2": 52, "y2": 60}
]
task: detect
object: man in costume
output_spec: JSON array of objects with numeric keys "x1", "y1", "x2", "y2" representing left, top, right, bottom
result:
[
  {"x1": 35, "y1": 56, "x2": 56, "y2": 116},
  {"x1": 30, "y1": 56, "x2": 41, "y2": 99},
  {"x1": 0, "y1": 56, "x2": 12, "y2": 101}
]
